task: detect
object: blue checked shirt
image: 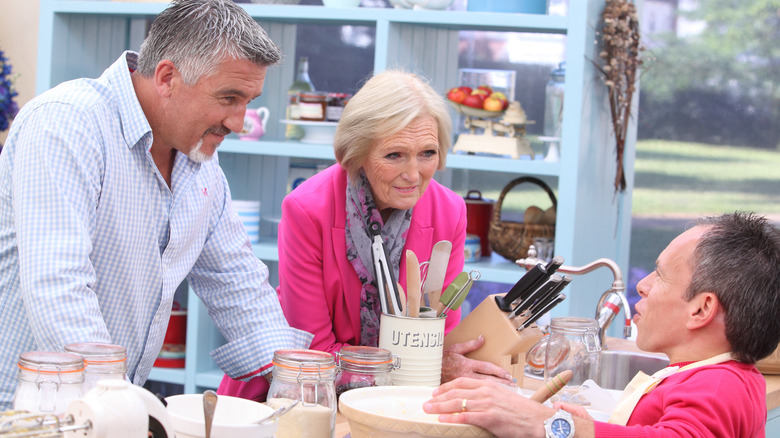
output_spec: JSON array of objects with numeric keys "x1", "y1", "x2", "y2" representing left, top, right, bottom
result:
[{"x1": 0, "y1": 52, "x2": 312, "y2": 408}]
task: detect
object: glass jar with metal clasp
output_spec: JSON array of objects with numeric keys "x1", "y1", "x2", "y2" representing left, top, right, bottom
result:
[
  {"x1": 13, "y1": 351, "x2": 85, "y2": 415},
  {"x1": 335, "y1": 346, "x2": 399, "y2": 398},
  {"x1": 267, "y1": 349, "x2": 337, "y2": 438},
  {"x1": 64, "y1": 342, "x2": 129, "y2": 393},
  {"x1": 543, "y1": 317, "x2": 601, "y2": 405}
]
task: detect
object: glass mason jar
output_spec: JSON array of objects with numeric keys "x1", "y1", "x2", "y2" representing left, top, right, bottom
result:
[
  {"x1": 335, "y1": 346, "x2": 398, "y2": 397},
  {"x1": 64, "y1": 342, "x2": 128, "y2": 393},
  {"x1": 544, "y1": 317, "x2": 601, "y2": 404},
  {"x1": 298, "y1": 91, "x2": 328, "y2": 122},
  {"x1": 267, "y1": 349, "x2": 337, "y2": 438},
  {"x1": 13, "y1": 351, "x2": 85, "y2": 415}
]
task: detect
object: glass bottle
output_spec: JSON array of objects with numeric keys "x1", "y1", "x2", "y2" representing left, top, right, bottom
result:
[
  {"x1": 267, "y1": 349, "x2": 337, "y2": 438},
  {"x1": 13, "y1": 351, "x2": 85, "y2": 415},
  {"x1": 544, "y1": 317, "x2": 601, "y2": 405},
  {"x1": 335, "y1": 346, "x2": 398, "y2": 397},
  {"x1": 64, "y1": 342, "x2": 128, "y2": 393},
  {"x1": 543, "y1": 62, "x2": 565, "y2": 139},
  {"x1": 286, "y1": 57, "x2": 316, "y2": 140}
]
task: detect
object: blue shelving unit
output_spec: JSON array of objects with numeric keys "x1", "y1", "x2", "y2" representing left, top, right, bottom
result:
[{"x1": 36, "y1": 0, "x2": 637, "y2": 395}]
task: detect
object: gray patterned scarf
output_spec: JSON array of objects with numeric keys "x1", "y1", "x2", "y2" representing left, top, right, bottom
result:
[{"x1": 345, "y1": 170, "x2": 412, "y2": 347}]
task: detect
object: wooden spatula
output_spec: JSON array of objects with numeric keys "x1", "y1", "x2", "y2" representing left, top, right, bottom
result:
[{"x1": 406, "y1": 250, "x2": 422, "y2": 317}]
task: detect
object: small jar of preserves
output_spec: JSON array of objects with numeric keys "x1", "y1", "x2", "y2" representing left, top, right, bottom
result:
[
  {"x1": 267, "y1": 349, "x2": 337, "y2": 438},
  {"x1": 13, "y1": 351, "x2": 85, "y2": 415},
  {"x1": 298, "y1": 91, "x2": 328, "y2": 122},
  {"x1": 326, "y1": 93, "x2": 348, "y2": 122},
  {"x1": 335, "y1": 346, "x2": 398, "y2": 397}
]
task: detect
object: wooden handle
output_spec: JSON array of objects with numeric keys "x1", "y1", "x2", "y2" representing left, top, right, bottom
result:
[
  {"x1": 406, "y1": 250, "x2": 421, "y2": 318},
  {"x1": 529, "y1": 370, "x2": 573, "y2": 403}
]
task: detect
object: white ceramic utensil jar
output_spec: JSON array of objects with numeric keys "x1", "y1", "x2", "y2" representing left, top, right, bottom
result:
[
  {"x1": 64, "y1": 342, "x2": 128, "y2": 393},
  {"x1": 13, "y1": 351, "x2": 85, "y2": 415},
  {"x1": 267, "y1": 349, "x2": 337, "y2": 438},
  {"x1": 544, "y1": 317, "x2": 601, "y2": 404}
]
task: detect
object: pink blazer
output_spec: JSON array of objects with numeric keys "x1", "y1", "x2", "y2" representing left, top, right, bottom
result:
[{"x1": 218, "y1": 164, "x2": 466, "y2": 400}]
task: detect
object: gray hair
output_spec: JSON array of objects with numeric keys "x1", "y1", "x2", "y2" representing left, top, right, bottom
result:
[
  {"x1": 687, "y1": 211, "x2": 780, "y2": 363},
  {"x1": 333, "y1": 70, "x2": 452, "y2": 180},
  {"x1": 137, "y1": 0, "x2": 281, "y2": 85}
]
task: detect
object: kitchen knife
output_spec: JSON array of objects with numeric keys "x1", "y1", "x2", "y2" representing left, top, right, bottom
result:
[
  {"x1": 507, "y1": 274, "x2": 562, "y2": 319},
  {"x1": 495, "y1": 263, "x2": 548, "y2": 312},
  {"x1": 545, "y1": 255, "x2": 564, "y2": 276},
  {"x1": 422, "y1": 240, "x2": 452, "y2": 309},
  {"x1": 406, "y1": 250, "x2": 422, "y2": 318},
  {"x1": 525, "y1": 273, "x2": 572, "y2": 318},
  {"x1": 520, "y1": 293, "x2": 567, "y2": 330}
]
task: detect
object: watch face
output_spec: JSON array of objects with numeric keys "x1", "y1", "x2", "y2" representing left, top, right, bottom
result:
[{"x1": 551, "y1": 418, "x2": 572, "y2": 438}]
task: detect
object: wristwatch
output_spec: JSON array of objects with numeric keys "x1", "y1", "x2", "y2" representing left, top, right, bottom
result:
[{"x1": 544, "y1": 409, "x2": 575, "y2": 438}]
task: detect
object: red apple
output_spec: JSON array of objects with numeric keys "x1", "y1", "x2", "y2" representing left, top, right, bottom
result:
[
  {"x1": 462, "y1": 93, "x2": 485, "y2": 109},
  {"x1": 488, "y1": 91, "x2": 509, "y2": 109},
  {"x1": 471, "y1": 89, "x2": 489, "y2": 98},
  {"x1": 483, "y1": 95, "x2": 504, "y2": 112},
  {"x1": 447, "y1": 87, "x2": 467, "y2": 104},
  {"x1": 478, "y1": 85, "x2": 493, "y2": 94},
  {"x1": 458, "y1": 86, "x2": 473, "y2": 95}
]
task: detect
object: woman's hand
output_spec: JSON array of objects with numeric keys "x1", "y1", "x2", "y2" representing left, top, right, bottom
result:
[
  {"x1": 423, "y1": 377, "x2": 554, "y2": 438},
  {"x1": 440, "y1": 335, "x2": 515, "y2": 385}
]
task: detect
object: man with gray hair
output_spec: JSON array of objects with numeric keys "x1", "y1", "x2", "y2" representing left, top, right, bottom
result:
[{"x1": 0, "y1": 0, "x2": 311, "y2": 408}]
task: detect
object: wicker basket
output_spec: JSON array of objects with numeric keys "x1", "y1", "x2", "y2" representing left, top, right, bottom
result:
[{"x1": 488, "y1": 176, "x2": 556, "y2": 261}]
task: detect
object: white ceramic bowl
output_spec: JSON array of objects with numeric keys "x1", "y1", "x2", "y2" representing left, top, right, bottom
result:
[
  {"x1": 165, "y1": 394, "x2": 278, "y2": 438},
  {"x1": 339, "y1": 386, "x2": 492, "y2": 437},
  {"x1": 280, "y1": 119, "x2": 338, "y2": 144}
]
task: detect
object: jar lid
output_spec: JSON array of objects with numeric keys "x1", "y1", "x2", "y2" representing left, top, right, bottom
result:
[
  {"x1": 339, "y1": 346, "x2": 393, "y2": 366},
  {"x1": 550, "y1": 317, "x2": 599, "y2": 333},
  {"x1": 65, "y1": 342, "x2": 127, "y2": 364},
  {"x1": 273, "y1": 349, "x2": 336, "y2": 372},
  {"x1": 298, "y1": 91, "x2": 327, "y2": 100},
  {"x1": 551, "y1": 62, "x2": 566, "y2": 78},
  {"x1": 465, "y1": 234, "x2": 481, "y2": 244},
  {"x1": 18, "y1": 352, "x2": 85, "y2": 373}
]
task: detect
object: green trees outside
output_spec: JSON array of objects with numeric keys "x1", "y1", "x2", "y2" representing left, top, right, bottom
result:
[{"x1": 638, "y1": 0, "x2": 780, "y2": 149}]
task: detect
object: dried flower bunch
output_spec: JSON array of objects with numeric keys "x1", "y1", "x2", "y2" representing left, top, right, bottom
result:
[
  {"x1": 595, "y1": 0, "x2": 642, "y2": 193},
  {"x1": 0, "y1": 47, "x2": 19, "y2": 133}
]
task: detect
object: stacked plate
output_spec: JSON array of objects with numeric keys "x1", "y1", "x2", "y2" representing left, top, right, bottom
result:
[{"x1": 232, "y1": 200, "x2": 261, "y2": 243}]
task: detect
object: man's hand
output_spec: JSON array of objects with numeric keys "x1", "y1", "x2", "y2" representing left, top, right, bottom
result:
[{"x1": 441, "y1": 335, "x2": 515, "y2": 385}]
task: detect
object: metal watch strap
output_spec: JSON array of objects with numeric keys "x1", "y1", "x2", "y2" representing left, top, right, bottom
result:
[{"x1": 544, "y1": 409, "x2": 575, "y2": 438}]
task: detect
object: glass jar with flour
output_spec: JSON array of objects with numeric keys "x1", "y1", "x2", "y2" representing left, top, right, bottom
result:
[{"x1": 267, "y1": 349, "x2": 337, "y2": 438}]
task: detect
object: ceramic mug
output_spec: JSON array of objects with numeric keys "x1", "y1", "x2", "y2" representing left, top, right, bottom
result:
[{"x1": 238, "y1": 107, "x2": 270, "y2": 141}]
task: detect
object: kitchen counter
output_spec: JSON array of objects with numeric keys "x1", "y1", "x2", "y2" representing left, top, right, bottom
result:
[{"x1": 334, "y1": 339, "x2": 780, "y2": 437}]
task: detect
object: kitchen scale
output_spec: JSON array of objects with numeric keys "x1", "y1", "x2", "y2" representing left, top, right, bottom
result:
[{"x1": 449, "y1": 101, "x2": 535, "y2": 159}]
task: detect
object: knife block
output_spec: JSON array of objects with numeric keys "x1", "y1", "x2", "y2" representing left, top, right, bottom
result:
[{"x1": 444, "y1": 293, "x2": 543, "y2": 384}]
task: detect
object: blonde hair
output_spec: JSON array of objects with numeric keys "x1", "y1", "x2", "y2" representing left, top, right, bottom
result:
[{"x1": 333, "y1": 70, "x2": 452, "y2": 180}]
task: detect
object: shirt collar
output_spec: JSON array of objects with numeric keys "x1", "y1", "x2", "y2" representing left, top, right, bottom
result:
[{"x1": 103, "y1": 51, "x2": 153, "y2": 151}]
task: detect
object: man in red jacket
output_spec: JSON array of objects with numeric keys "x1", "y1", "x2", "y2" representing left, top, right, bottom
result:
[{"x1": 424, "y1": 211, "x2": 780, "y2": 438}]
